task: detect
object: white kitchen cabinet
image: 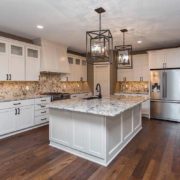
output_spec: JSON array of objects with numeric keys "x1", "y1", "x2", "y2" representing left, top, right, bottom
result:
[
  {"x1": 94, "y1": 64, "x2": 110, "y2": 97},
  {"x1": 0, "y1": 37, "x2": 41, "y2": 81},
  {"x1": 148, "y1": 48, "x2": 180, "y2": 69},
  {"x1": 81, "y1": 59, "x2": 87, "y2": 81},
  {"x1": 166, "y1": 48, "x2": 180, "y2": 68},
  {"x1": 9, "y1": 43, "x2": 25, "y2": 81},
  {"x1": 0, "y1": 40, "x2": 9, "y2": 81},
  {"x1": 0, "y1": 97, "x2": 50, "y2": 139},
  {"x1": 63, "y1": 54, "x2": 87, "y2": 82},
  {"x1": 0, "y1": 108, "x2": 16, "y2": 135},
  {"x1": 148, "y1": 50, "x2": 165, "y2": 69},
  {"x1": 15, "y1": 105, "x2": 34, "y2": 131},
  {"x1": 117, "y1": 54, "x2": 149, "y2": 82},
  {"x1": 25, "y1": 46, "x2": 40, "y2": 81}
]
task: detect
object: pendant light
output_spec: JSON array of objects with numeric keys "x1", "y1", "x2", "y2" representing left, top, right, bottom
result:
[
  {"x1": 115, "y1": 29, "x2": 133, "y2": 69},
  {"x1": 86, "y1": 7, "x2": 113, "y2": 64}
]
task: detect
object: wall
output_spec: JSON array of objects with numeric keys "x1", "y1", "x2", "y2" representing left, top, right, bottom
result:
[{"x1": 0, "y1": 73, "x2": 90, "y2": 98}]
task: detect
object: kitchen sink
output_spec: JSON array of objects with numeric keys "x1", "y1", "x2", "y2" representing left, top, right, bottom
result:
[{"x1": 83, "y1": 96, "x2": 100, "y2": 100}]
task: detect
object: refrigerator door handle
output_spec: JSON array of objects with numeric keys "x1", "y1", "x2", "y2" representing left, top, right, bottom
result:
[{"x1": 162, "y1": 71, "x2": 165, "y2": 98}]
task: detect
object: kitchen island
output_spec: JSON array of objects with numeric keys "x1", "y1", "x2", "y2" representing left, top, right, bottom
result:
[{"x1": 48, "y1": 95, "x2": 148, "y2": 166}]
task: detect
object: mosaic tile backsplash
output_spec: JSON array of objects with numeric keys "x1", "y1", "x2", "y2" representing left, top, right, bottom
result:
[
  {"x1": 0, "y1": 73, "x2": 90, "y2": 97},
  {"x1": 115, "y1": 81, "x2": 149, "y2": 94}
]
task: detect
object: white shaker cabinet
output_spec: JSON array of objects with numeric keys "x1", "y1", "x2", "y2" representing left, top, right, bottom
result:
[
  {"x1": 148, "y1": 48, "x2": 180, "y2": 69},
  {"x1": 0, "y1": 40, "x2": 9, "y2": 81},
  {"x1": 166, "y1": 48, "x2": 180, "y2": 68},
  {"x1": 148, "y1": 50, "x2": 165, "y2": 69},
  {"x1": 15, "y1": 105, "x2": 34, "y2": 131},
  {"x1": 25, "y1": 46, "x2": 40, "y2": 81},
  {"x1": 0, "y1": 108, "x2": 16, "y2": 135},
  {"x1": 9, "y1": 43, "x2": 25, "y2": 81}
]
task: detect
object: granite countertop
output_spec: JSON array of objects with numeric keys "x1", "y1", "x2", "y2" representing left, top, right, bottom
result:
[
  {"x1": 0, "y1": 95, "x2": 50, "y2": 103},
  {"x1": 48, "y1": 95, "x2": 149, "y2": 117},
  {"x1": 114, "y1": 92, "x2": 149, "y2": 95}
]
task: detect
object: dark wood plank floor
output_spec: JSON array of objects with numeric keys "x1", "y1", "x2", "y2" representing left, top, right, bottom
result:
[{"x1": 0, "y1": 119, "x2": 180, "y2": 180}]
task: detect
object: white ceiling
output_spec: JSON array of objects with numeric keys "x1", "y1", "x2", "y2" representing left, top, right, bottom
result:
[{"x1": 0, "y1": 0, "x2": 180, "y2": 53}]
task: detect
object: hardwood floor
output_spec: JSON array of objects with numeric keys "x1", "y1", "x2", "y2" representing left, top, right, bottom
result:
[{"x1": 0, "y1": 119, "x2": 180, "y2": 180}]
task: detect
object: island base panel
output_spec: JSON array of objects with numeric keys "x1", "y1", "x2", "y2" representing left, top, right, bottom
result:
[{"x1": 49, "y1": 104, "x2": 142, "y2": 166}]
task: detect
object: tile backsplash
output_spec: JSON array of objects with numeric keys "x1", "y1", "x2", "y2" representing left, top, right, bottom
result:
[
  {"x1": 0, "y1": 73, "x2": 90, "y2": 97},
  {"x1": 115, "y1": 81, "x2": 149, "y2": 94}
]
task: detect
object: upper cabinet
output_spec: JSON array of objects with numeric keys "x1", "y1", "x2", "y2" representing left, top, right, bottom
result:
[
  {"x1": 0, "y1": 40, "x2": 9, "y2": 81},
  {"x1": 0, "y1": 37, "x2": 40, "y2": 81},
  {"x1": 63, "y1": 54, "x2": 87, "y2": 81},
  {"x1": 34, "y1": 39, "x2": 70, "y2": 73},
  {"x1": 117, "y1": 54, "x2": 149, "y2": 81},
  {"x1": 25, "y1": 46, "x2": 40, "y2": 81},
  {"x1": 148, "y1": 48, "x2": 180, "y2": 69},
  {"x1": 9, "y1": 43, "x2": 25, "y2": 81}
]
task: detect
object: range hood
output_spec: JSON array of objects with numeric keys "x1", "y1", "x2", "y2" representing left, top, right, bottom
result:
[{"x1": 34, "y1": 39, "x2": 70, "y2": 73}]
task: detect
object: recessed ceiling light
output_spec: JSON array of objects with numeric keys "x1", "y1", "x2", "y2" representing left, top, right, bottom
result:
[
  {"x1": 137, "y1": 40, "x2": 142, "y2": 44},
  {"x1": 36, "y1": 25, "x2": 44, "y2": 29}
]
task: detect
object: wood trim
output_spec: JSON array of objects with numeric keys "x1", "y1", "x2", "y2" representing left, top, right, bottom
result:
[
  {"x1": 0, "y1": 31, "x2": 33, "y2": 44},
  {"x1": 67, "y1": 49, "x2": 86, "y2": 57}
]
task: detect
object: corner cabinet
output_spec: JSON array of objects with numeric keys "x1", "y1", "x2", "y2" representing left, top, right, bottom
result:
[
  {"x1": 148, "y1": 48, "x2": 180, "y2": 69},
  {"x1": 0, "y1": 37, "x2": 40, "y2": 81}
]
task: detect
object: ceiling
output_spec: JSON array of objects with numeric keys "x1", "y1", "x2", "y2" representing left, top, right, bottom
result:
[{"x1": 0, "y1": 0, "x2": 180, "y2": 53}]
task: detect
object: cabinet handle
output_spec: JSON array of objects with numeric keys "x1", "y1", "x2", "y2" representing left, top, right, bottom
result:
[
  {"x1": 41, "y1": 111, "x2": 47, "y2": 114},
  {"x1": 41, "y1": 99, "x2": 46, "y2": 102},
  {"x1": 41, "y1": 118, "x2": 47, "y2": 121},
  {"x1": 9, "y1": 74, "x2": 11, "y2": 80},
  {"x1": 6, "y1": 74, "x2": 8, "y2": 80},
  {"x1": 40, "y1": 105, "x2": 46, "y2": 108},
  {"x1": 13, "y1": 102, "x2": 21, "y2": 106},
  {"x1": 15, "y1": 108, "x2": 17, "y2": 115},
  {"x1": 18, "y1": 108, "x2": 20, "y2": 115}
]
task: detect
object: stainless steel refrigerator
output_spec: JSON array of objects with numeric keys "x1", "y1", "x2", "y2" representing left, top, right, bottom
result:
[{"x1": 150, "y1": 69, "x2": 180, "y2": 122}]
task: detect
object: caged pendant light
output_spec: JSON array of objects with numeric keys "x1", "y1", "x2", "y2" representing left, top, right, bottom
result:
[
  {"x1": 115, "y1": 29, "x2": 133, "y2": 69},
  {"x1": 86, "y1": 7, "x2": 113, "y2": 64}
]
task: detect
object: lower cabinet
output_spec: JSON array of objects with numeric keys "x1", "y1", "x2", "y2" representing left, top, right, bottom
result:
[
  {"x1": 0, "y1": 97, "x2": 51, "y2": 138},
  {"x1": 15, "y1": 105, "x2": 34, "y2": 131},
  {"x1": 0, "y1": 108, "x2": 16, "y2": 135}
]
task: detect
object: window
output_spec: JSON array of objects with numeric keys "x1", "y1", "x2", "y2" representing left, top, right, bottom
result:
[{"x1": 68, "y1": 57, "x2": 73, "y2": 64}]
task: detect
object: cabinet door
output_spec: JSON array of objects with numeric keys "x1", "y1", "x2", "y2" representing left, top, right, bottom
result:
[
  {"x1": 74, "y1": 58, "x2": 81, "y2": 81},
  {"x1": 0, "y1": 40, "x2": 9, "y2": 81},
  {"x1": 9, "y1": 43, "x2": 25, "y2": 81},
  {"x1": 166, "y1": 48, "x2": 180, "y2": 68},
  {"x1": 16, "y1": 105, "x2": 34, "y2": 131},
  {"x1": 81, "y1": 59, "x2": 87, "y2": 81},
  {"x1": 0, "y1": 108, "x2": 16, "y2": 135},
  {"x1": 148, "y1": 51, "x2": 165, "y2": 69},
  {"x1": 26, "y1": 46, "x2": 40, "y2": 81}
]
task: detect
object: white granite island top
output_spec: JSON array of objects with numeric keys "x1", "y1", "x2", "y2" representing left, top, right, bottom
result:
[{"x1": 48, "y1": 95, "x2": 149, "y2": 117}]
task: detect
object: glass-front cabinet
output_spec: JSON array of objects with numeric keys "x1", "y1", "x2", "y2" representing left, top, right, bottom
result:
[
  {"x1": 0, "y1": 40, "x2": 9, "y2": 80},
  {"x1": 26, "y1": 46, "x2": 40, "y2": 81}
]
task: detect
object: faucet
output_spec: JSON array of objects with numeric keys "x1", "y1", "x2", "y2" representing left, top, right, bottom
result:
[{"x1": 95, "y1": 83, "x2": 102, "y2": 99}]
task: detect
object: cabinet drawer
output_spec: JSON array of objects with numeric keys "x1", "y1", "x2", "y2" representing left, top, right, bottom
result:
[
  {"x1": 35, "y1": 108, "x2": 49, "y2": 117},
  {"x1": 35, "y1": 97, "x2": 51, "y2": 104},
  {"x1": 35, "y1": 115, "x2": 49, "y2": 125},
  {"x1": 0, "y1": 99, "x2": 34, "y2": 109},
  {"x1": 35, "y1": 104, "x2": 49, "y2": 110}
]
